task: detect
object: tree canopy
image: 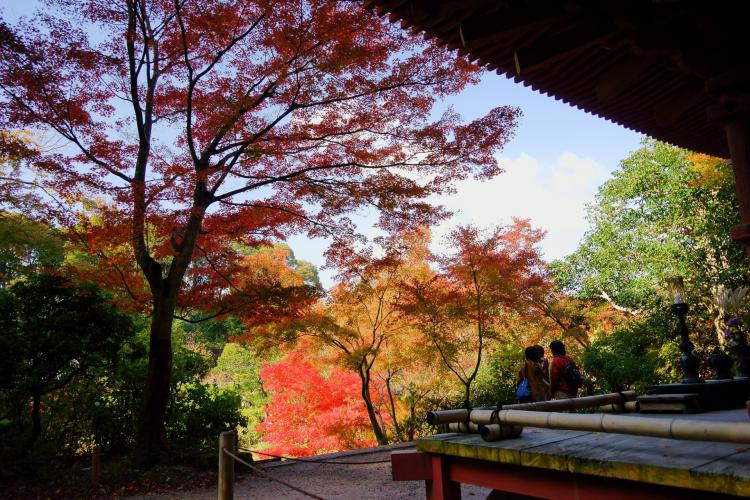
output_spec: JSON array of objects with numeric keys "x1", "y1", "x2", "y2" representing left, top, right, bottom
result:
[
  {"x1": 400, "y1": 221, "x2": 547, "y2": 404},
  {"x1": 552, "y1": 140, "x2": 746, "y2": 319},
  {"x1": 0, "y1": 1, "x2": 520, "y2": 461}
]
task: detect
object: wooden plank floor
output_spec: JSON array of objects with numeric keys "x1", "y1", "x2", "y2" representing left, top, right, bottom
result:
[{"x1": 417, "y1": 409, "x2": 750, "y2": 497}]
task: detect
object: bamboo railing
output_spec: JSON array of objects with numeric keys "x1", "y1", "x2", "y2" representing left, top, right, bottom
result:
[{"x1": 427, "y1": 391, "x2": 750, "y2": 444}]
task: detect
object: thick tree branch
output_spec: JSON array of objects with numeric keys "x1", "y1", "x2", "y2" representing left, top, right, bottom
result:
[{"x1": 599, "y1": 289, "x2": 642, "y2": 316}]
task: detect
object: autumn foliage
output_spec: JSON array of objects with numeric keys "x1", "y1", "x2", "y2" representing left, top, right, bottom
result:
[
  {"x1": 258, "y1": 344, "x2": 378, "y2": 457},
  {"x1": 399, "y1": 221, "x2": 548, "y2": 403},
  {"x1": 0, "y1": 0, "x2": 520, "y2": 460},
  {"x1": 249, "y1": 223, "x2": 551, "y2": 448}
]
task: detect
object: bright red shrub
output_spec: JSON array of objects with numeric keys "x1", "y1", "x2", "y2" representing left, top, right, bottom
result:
[{"x1": 258, "y1": 346, "x2": 377, "y2": 457}]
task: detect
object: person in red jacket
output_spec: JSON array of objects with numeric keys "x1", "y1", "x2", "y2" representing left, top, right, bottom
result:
[{"x1": 549, "y1": 339, "x2": 579, "y2": 400}]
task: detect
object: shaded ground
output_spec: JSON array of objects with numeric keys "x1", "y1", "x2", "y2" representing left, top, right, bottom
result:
[
  {"x1": 0, "y1": 461, "x2": 217, "y2": 499},
  {"x1": 1, "y1": 444, "x2": 490, "y2": 499},
  {"x1": 138, "y1": 444, "x2": 492, "y2": 499}
]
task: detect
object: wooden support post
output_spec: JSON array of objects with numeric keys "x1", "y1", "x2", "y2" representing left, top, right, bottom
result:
[
  {"x1": 707, "y1": 70, "x2": 750, "y2": 262},
  {"x1": 426, "y1": 454, "x2": 460, "y2": 500},
  {"x1": 391, "y1": 450, "x2": 433, "y2": 481},
  {"x1": 218, "y1": 430, "x2": 235, "y2": 500},
  {"x1": 725, "y1": 117, "x2": 750, "y2": 260},
  {"x1": 91, "y1": 444, "x2": 100, "y2": 486}
]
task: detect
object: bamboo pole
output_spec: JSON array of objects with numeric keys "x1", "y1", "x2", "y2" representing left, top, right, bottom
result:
[
  {"x1": 600, "y1": 401, "x2": 639, "y2": 413},
  {"x1": 427, "y1": 392, "x2": 637, "y2": 427},
  {"x1": 480, "y1": 423, "x2": 523, "y2": 441},
  {"x1": 218, "y1": 430, "x2": 235, "y2": 500},
  {"x1": 427, "y1": 391, "x2": 637, "y2": 432},
  {"x1": 472, "y1": 392, "x2": 637, "y2": 425},
  {"x1": 427, "y1": 409, "x2": 469, "y2": 426},
  {"x1": 484, "y1": 409, "x2": 750, "y2": 444},
  {"x1": 448, "y1": 421, "x2": 480, "y2": 433},
  {"x1": 502, "y1": 391, "x2": 636, "y2": 412}
]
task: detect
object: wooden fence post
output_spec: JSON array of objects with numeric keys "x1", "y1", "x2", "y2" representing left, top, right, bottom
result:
[
  {"x1": 91, "y1": 444, "x2": 101, "y2": 486},
  {"x1": 218, "y1": 430, "x2": 235, "y2": 500}
]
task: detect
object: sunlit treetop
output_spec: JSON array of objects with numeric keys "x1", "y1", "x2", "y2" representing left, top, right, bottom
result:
[{"x1": 0, "y1": 0, "x2": 520, "y2": 306}]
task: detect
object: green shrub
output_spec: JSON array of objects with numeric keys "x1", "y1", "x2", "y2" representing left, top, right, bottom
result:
[
  {"x1": 472, "y1": 343, "x2": 524, "y2": 407},
  {"x1": 1, "y1": 306, "x2": 246, "y2": 469},
  {"x1": 167, "y1": 383, "x2": 245, "y2": 458},
  {"x1": 206, "y1": 343, "x2": 269, "y2": 449},
  {"x1": 0, "y1": 274, "x2": 133, "y2": 462},
  {"x1": 89, "y1": 329, "x2": 245, "y2": 460},
  {"x1": 582, "y1": 314, "x2": 678, "y2": 394}
]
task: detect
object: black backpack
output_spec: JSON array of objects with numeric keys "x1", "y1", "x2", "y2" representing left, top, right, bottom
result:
[{"x1": 563, "y1": 359, "x2": 583, "y2": 390}]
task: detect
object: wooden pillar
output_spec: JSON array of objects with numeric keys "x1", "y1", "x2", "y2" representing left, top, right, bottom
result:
[
  {"x1": 726, "y1": 118, "x2": 750, "y2": 260},
  {"x1": 426, "y1": 454, "x2": 461, "y2": 500},
  {"x1": 218, "y1": 430, "x2": 235, "y2": 500},
  {"x1": 708, "y1": 70, "x2": 750, "y2": 262},
  {"x1": 91, "y1": 444, "x2": 101, "y2": 486}
]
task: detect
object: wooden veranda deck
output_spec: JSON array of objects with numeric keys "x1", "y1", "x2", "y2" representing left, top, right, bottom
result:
[{"x1": 393, "y1": 409, "x2": 750, "y2": 499}]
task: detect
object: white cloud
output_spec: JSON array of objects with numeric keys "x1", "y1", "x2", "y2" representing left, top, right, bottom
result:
[{"x1": 431, "y1": 152, "x2": 607, "y2": 261}]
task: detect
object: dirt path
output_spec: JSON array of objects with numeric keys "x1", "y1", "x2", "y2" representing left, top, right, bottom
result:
[{"x1": 134, "y1": 445, "x2": 492, "y2": 499}]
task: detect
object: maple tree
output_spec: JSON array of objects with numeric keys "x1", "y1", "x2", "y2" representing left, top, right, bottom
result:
[
  {"x1": 400, "y1": 221, "x2": 547, "y2": 404},
  {"x1": 319, "y1": 235, "x2": 425, "y2": 445},
  {"x1": 377, "y1": 336, "x2": 447, "y2": 441},
  {"x1": 364, "y1": 229, "x2": 444, "y2": 441},
  {"x1": 527, "y1": 292, "x2": 594, "y2": 348},
  {"x1": 0, "y1": 1, "x2": 520, "y2": 460},
  {"x1": 254, "y1": 234, "x2": 415, "y2": 444},
  {"x1": 258, "y1": 343, "x2": 376, "y2": 457},
  {"x1": 248, "y1": 230, "x2": 452, "y2": 445}
]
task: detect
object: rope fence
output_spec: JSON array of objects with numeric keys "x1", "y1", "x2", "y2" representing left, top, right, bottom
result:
[
  {"x1": 222, "y1": 448, "x2": 325, "y2": 500},
  {"x1": 218, "y1": 430, "x2": 393, "y2": 500},
  {"x1": 237, "y1": 446, "x2": 392, "y2": 465}
]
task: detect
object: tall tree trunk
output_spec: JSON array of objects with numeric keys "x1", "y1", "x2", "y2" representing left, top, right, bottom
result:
[
  {"x1": 384, "y1": 376, "x2": 402, "y2": 441},
  {"x1": 26, "y1": 390, "x2": 41, "y2": 451},
  {"x1": 358, "y1": 368, "x2": 388, "y2": 445},
  {"x1": 132, "y1": 194, "x2": 205, "y2": 466},
  {"x1": 408, "y1": 402, "x2": 417, "y2": 441},
  {"x1": 137, "y1": 290, "x2": 177, "y2": 465}
]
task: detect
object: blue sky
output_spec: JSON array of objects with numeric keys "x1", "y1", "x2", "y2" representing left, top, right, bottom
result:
[{"x1": 290, "y1": 71, "x2": 644, "y2": 287}]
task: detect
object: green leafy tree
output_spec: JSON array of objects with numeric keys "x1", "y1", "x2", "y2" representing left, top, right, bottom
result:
[
  {"x1": 552, "y1": 140, "x2": 747, "y2": 344},
  {"x1": 582, "y1": 314, "x2": 680, "y2": 394},
  {"x1": 65, "y1": 324, "x2": 244, "y2": 459},
  {"x1": 182, "y1": 316, "x2": 245, "y2": 351},
  {"x1": 472, "y1": 343, "x2": 524, "y2": 406},
  {"x1": 0, "y1": 274, "x2": 133, "y2": 451},
  {"x1": 206, "y1": 343, "x2": 269, "y2": 447},
  {"x1": 0, "y1": 213, "x2": 65, "y2": 286}
]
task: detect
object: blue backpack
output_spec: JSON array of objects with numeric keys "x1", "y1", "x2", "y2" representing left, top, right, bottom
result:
[
  {"x1": 516, "y1": 365, "x2": 531, "y2": 400},
  {"x1": 516, "y1": 378, "x2": 531, "y2": 400}
]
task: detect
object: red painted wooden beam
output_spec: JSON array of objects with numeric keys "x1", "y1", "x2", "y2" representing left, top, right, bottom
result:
[
  {"x1": 392, "y1": 451, "x2": 737, "y2": 499},
  {"x1": 391, "y1": 450, "x2": 432, "y2": 481}
]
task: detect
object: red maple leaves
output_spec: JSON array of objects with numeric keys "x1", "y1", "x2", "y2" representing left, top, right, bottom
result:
[{"x1": 258, "y1": 344, "x2": 378, "y2": 457}]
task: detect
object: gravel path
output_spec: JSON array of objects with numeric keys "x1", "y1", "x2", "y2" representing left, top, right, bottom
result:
[{"x1": 136, "y1": 445, "x2": 492, "y2": 499}]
